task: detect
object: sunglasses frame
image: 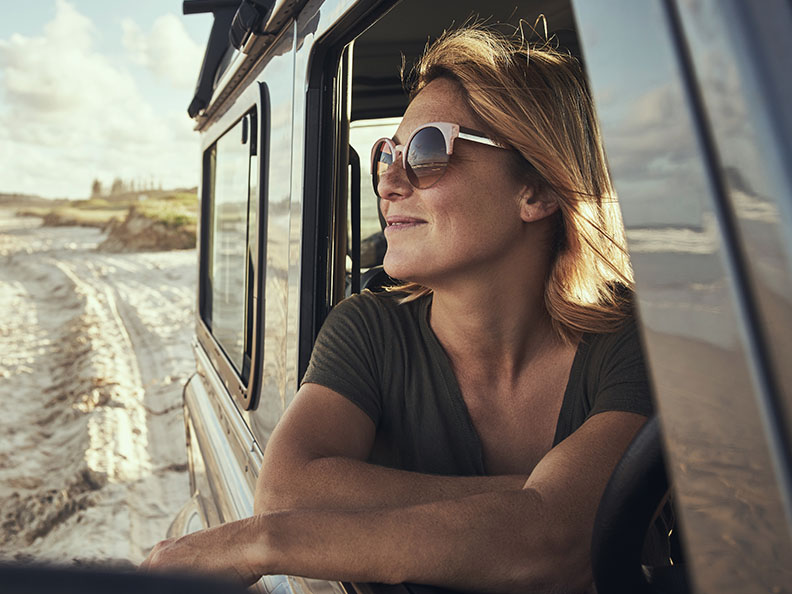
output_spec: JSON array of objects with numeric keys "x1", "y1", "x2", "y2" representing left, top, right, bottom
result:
[{"x1": 370, "y1": 122, "x2": 507, "y2": 194}]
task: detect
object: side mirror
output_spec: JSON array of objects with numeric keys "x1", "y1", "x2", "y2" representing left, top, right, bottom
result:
[{"x1": 229, "y1": 0, "x2": 276, "y2": 50}]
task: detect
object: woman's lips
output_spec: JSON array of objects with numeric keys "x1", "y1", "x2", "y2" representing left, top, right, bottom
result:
[{"x1": 384, "y1": 216, "x2": 426, "y2": 232}]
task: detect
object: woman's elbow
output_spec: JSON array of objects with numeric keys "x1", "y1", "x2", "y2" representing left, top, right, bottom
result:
[
  {"x1": 254, "y1": 462, "x2": 304, "y2": 514},
  {"x1": 513, "y1": 560, "x2": 591, "y2": 594},
  {"x1": 527, "y1": 538, "x2": 591, "y2": 593},
  {"x1": 253, "y1": 475, "x2": 274, "y2": 515},
  {"x1": 503, "y1": 518, "x2": 592, "y2": 594}
]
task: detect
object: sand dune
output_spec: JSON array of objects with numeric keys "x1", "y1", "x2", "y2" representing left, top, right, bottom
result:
[{"x1": 0, "y1": 208, "x2": 194, "y2": 567}]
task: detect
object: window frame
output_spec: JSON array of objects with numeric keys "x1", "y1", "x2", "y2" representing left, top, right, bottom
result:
[
  {"x1": 197, "y1": 82, "x2": 269, "y2": 411},
  {"x1": 297, "y1": 0, "x2": 399, "y2": 380}
]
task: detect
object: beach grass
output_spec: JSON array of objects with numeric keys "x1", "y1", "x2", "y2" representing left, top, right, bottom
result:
[
  {"x1": 17, "y1": 191, "x2": 198, "y2": 229},
  {"x1": 136, "y1": 193, "x2": 198, "y2": 228}
]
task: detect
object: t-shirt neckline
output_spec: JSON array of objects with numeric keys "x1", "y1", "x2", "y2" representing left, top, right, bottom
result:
[{"x1": 417, "y1": 294, "x2": 588, "y2": 475}]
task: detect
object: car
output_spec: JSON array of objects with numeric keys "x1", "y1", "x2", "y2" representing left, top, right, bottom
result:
[{"x1": 171, "y1": 0, "x2": 792, "y2": 592}]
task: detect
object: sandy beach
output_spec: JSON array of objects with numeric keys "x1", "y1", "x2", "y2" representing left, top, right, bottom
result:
[{"x1": 0, "y1": 208, "x2": 194, "y2": 567}]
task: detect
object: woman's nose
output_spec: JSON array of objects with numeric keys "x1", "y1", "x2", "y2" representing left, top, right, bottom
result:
[{"x1": 377, "y1": 155, "x2": 412, "y2": 201}]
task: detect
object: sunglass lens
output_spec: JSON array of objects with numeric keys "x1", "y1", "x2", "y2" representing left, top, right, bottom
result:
[
  {"x1": 406, "y1": 126, "x2": 448, "y2": 188},
  {"x1": 372, "y1": 140, "x2": 394, "y2": 193}
]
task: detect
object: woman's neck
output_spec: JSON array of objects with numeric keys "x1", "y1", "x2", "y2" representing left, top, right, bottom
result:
[{"x1": 428, "y1": 268, "x2": 559, "y2": 382}]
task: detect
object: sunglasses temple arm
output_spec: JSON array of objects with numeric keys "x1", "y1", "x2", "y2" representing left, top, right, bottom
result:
[{"x1": 457, "y1": 131, "x2": 502, "y2": 148}]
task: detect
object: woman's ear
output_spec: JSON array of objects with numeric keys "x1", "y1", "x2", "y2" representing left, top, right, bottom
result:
[{"x1": 519, "y1": 185, "x2": 558, "y2": 223}]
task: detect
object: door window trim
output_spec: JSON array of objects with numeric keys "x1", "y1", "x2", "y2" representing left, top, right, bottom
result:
[{"x1": 196, "y1": 82, "x2": 269, "y2": 410}]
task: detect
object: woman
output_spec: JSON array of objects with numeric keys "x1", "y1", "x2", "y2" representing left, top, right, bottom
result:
[{"x1": 143, "y1": 26, "x2": 652, "y2": 593}]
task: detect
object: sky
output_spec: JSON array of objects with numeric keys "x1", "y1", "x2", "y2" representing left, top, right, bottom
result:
[{"x1": 0, "y1": 0, "x2": 214, "y2": 199}]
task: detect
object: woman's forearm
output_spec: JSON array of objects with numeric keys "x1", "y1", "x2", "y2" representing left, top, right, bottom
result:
[
  {"x1": 255, "y1": 455, "x2": 528, "y2": 514},
  {"x1": 248, "y1": 489, "x2": 585, "y2": 593},
  {"x1": 146, "y1": 414, "x2": 639, "y2": 592}
]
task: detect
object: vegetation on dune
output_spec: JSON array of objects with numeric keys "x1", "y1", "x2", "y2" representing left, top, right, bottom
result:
[
  {"x1": 135, "y1": 192, "x2": 199, "y2": 229},
  {"x1": 21, "y1": 205, "x2": 128, "y2": 227},
  {"x1": 16, "y1": 190, "x2": 198, "y2": 230},
  {"x1": 9, "y1": 189, "x2": 199, "y2": 251}
]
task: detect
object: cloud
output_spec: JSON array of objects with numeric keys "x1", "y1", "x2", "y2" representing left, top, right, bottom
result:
[
  {"x1": 122, "y1": 14, "x2": 204, "y2": 90},
  {"x1": 595, "y1": 82, "x2": 709, "y2": 228},
  {"x1": 0, "y1": 1, "x2": 200, "y2": 198},
  {"x1": 0, "y1": 1, "x2": 99, "y2": 114}
]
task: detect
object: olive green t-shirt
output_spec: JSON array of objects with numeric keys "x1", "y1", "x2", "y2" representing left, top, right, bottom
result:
[{"x1": 302, "y1": 290, "x2": 653, "y2": 476}]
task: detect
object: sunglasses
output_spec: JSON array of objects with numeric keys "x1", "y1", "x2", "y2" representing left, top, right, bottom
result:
[{"x1": 370, "y1": 122, "x2": 508, "y2": 196}]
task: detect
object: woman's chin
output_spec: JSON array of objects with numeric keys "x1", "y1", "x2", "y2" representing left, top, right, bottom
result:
[{"x1": 382, "y1": 253, "x2": 422, "y2": 284}]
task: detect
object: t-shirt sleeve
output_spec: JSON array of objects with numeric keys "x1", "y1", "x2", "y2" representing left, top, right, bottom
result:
[
  {"x1": 300, "y1": 295, "x2": 383, "y2": 424},
  {"x1": 588, "y1": 318, "x2": 654, "y2": 419}
]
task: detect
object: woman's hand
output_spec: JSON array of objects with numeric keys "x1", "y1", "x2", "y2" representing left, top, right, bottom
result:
[{"x1": 140, "y1": 519, "x2": 263, "y2": 586}]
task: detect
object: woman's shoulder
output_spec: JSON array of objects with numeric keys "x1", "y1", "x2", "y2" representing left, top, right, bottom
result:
[
  {"x1": 577, "y1": 310, "x2": 646, "y2": 385},
  {"x1": 583, "y1": 312, "x2": 641, "y2": 354}
]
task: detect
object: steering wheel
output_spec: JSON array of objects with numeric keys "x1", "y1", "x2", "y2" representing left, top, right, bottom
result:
[{"x1": 591, "y1": 416, "x2": 690, "y2": 594}]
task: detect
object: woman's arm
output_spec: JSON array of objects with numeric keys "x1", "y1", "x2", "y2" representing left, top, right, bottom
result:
[
  {"x1": 255, "y1": 383, "x2": 528, "y2": 514},
  {"x1": 144, "y1": 411, "x2": 646, "y2": 593}
]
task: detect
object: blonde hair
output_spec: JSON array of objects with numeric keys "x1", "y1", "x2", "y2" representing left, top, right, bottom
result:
[{"x1": 393, "y1": 25, "x2": 634, "y2": 342}]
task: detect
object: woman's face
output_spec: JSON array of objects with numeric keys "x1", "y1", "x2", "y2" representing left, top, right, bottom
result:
[{"x1": 378, "y1": 78, "x2": 532, "y2": 287}]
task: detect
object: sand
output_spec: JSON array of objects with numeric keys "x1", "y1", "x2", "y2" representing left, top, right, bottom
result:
[{"x1": 0, "y1": 208, "x2": 194, "y2": 568}]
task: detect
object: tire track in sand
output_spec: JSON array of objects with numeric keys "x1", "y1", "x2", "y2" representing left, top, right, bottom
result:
[{"x1": 0, "y1": 212, "x2": 192, "y2": 566}]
